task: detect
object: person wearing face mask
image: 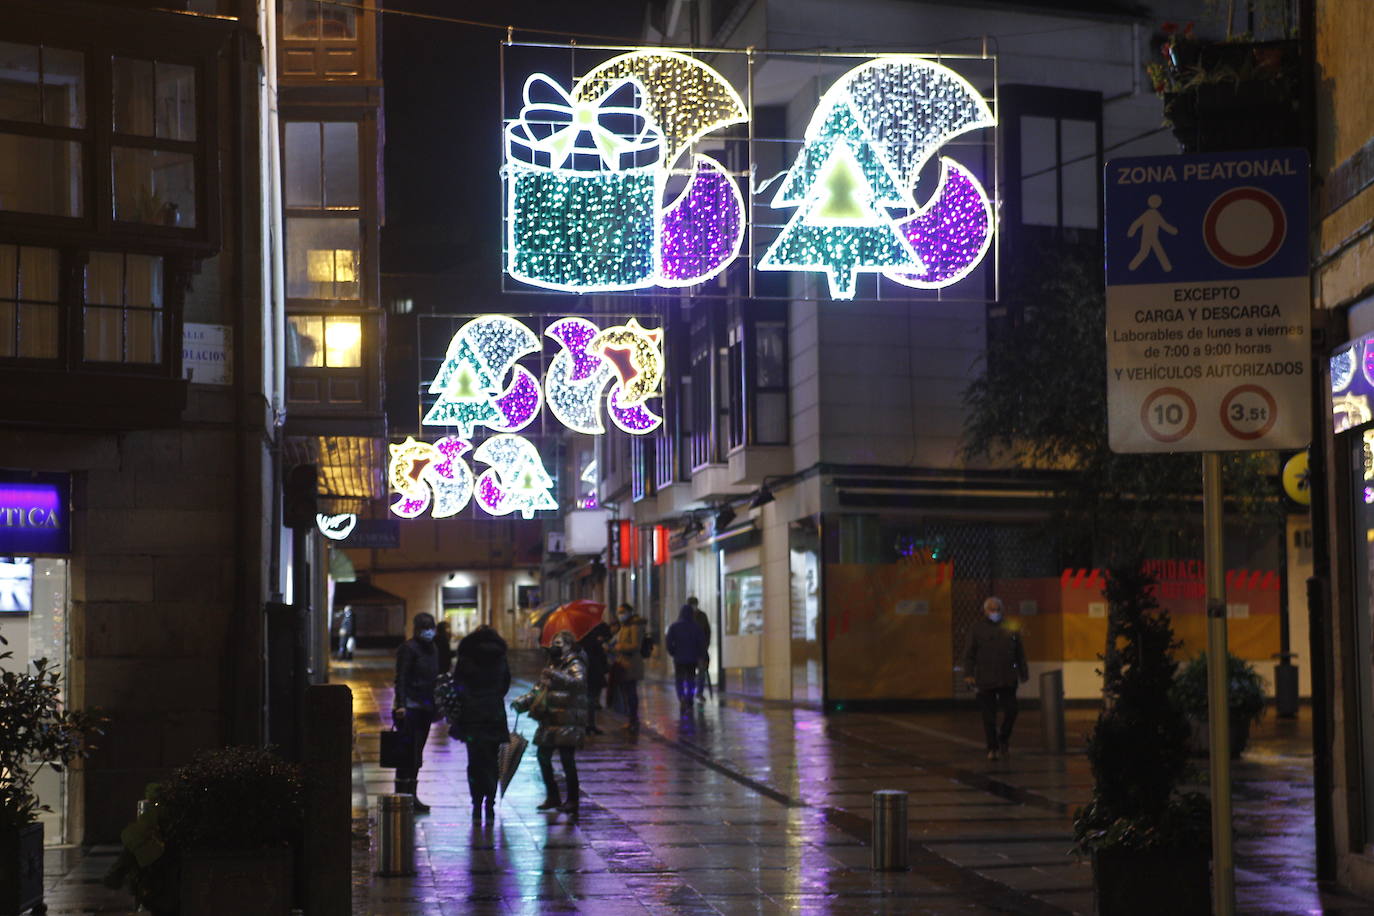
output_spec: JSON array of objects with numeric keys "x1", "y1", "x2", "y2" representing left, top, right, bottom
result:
[
  {"x1": 610, "y1": 603, "x2": 646, "y2": 734},
  {"x1": 961, "y1": 597, "x2": 1029, "y2": 761},
  {"x1": 512, "y1": 629, "x2": 587, "y2": 816},
  {"x1": 394, "y1": 612, "x2": 441, "y2": 812}
]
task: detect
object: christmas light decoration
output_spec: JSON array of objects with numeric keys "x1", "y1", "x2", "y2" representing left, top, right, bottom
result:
[
  {"x1": 760, "y1": 55, "x2": 996, "y2": 299},
  {"x1": 388, "y1": 436, "x2": 442, "y2": 518},
  {"x1": 505, "y1": 50, "x2": 746, "y2": 292},
  {"x1": 424, "y1": 315, "x2": 542, "y2": 435},
  {"x1": 579, "y1": 457, "x2": 599, "y2": 509},
  {"x1": 427, "y1": 436, "x2": 475, "y2": 518},
  {"x1": 1334, "y1": 393, "x2": 1372, "y2": 435},
  {"x1": 473, "y1": 434, "x2": 558, "y2": 519},
  {"x1": 1332, "y1": 347, "x2": 1354, "y2": 394},
  {"x1": 544, "y1": 316, "x2": 663, "y2": 435},
  {"x1": 316, "y1": 513, "x2": 357, "y2": 540},
  {"x1": 387, "y1": 435, "x2": 475, "y2": 519}
]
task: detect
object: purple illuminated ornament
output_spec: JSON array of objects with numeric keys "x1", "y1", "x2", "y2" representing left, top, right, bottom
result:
[
  {"x1": 607, "y1": 383, "x2": 662, "y2": 434},
  {"x1": 491, "y1": 366, "x2": 542, "y2": 432},
  {"x1": 392, "y1": 493, "x2": 429, "y2": 519},
  {"x1": 476, "y1": 474, "x2": 506, "y2": 515},
  {"x1": 886, "y1": 159, "x2": 992, "y2": 288},
  {"x1": 547, "y1": 317, "x2": 604, "y2": 382},
  {"x1": 659, "y1": 155, "x2": 744, "y2": 285}
]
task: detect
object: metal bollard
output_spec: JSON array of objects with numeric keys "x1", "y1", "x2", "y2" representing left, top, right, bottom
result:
[
  {"x1": 1040, "y1": 669, "x2": 1066, "y2": 754},
  {"x1": 375, "y1": 794, "x2": 415, "y2": 876},
  {"x1": 871, "y1": 790, "x2": 909, "y2": 871}
]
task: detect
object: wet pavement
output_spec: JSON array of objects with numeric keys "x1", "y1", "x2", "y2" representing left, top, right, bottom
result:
[{"x1": 39, "y1": 648, "x2": 1374, "y2": 914}]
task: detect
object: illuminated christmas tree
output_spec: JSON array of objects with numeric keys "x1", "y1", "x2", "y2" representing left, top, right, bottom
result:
[
  {"x1": 760, "y1": 101, "x2": 920, "y2": 299},
  {"x1": 474, "y1": 434, "x2": 558, "y2": 520},
  {"x1": 423, "y1": 335, "x2": 503, "y2": 435}
]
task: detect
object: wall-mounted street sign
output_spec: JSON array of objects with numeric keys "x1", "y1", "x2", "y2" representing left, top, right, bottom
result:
[{"x1": 1104, "y1": 149, "x2": 1310, "y2": 453}]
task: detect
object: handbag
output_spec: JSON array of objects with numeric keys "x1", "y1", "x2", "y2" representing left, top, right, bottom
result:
[
  {"x1": 528, "y1": 685, "x2": 550, "y2": 719},
  {"x1": 434, "y1": 673, "x2": 462, "y2": 721},
  {"x1": 379, "y1": 728, "x2": 412, "y2": 770}
]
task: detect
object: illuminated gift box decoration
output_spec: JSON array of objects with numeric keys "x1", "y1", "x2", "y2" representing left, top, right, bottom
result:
[{"x1": 504, "y1": 51, "x2": 747, "y2": 292}]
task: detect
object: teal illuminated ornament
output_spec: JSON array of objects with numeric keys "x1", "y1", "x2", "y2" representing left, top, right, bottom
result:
[
  {"x1": 423, "y1": 335, "x2": 503, "y2": 435},
  {"x1": 759, "y1": 138, "x2": 919, "y2": 299},
  {"x1": 474, "y1": 434, "x2": 558, "y2": 519}
]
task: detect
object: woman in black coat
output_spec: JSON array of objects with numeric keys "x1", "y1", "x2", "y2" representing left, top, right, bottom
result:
[{"x1": 450, "y1": 625, "x2": 512, "y2": 818}]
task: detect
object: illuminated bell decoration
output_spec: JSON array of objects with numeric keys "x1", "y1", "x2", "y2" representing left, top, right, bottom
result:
[
  {"x1": 473, "y1": 434, "x2": 558, "y2": 519},
  {"x1": 760, "y1": 55, "x2": 996, "y2": 299},
  {"x1": 505, "y1": 50, "x2": 746, "y2": 292}
]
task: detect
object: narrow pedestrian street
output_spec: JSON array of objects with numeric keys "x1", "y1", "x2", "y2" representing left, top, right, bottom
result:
[{"x1": 37, "y1": 648, "x2": 1374, "y2": 915}]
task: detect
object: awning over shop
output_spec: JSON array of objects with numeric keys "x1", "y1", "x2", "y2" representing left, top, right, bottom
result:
[
  {"x1": 333, "y1": 578, "x2": 404, "y2": 608},
  {"x1": 284, "y1": 435, "x2": 386, "y2": 513}
]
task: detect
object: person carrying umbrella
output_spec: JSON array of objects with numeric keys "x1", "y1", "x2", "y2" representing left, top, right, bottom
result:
[
  {"x1": 450, "y1": 624, "x2": 511, "y2": 819},
  {"x1": 511, "y1": 629, "x2": 588, "y2": 817}
]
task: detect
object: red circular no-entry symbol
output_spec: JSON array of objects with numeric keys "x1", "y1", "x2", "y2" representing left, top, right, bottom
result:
[{"x1": 1203, "y1": 187, "x2": 1286, "y2": 269}]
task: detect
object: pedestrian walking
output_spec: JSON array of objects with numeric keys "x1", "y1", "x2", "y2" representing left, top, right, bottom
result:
[
  {"x1": 393, "y1": 612, "x2": 441, "y2": 812},
  {"x1": 611, "y1": 604, "x2": 646, "y2": 734},
  {"x1": 580, "y1": 620, "x2": 612, "y2": 735},
  {"x1": 435, "y1": 619, "x2": 455, "y2": 674},
  {"x1": 450, "y1": 624, "x2": 511, "y2": 819},
  {"x1": 666, "y1": 603, "x2": 708, "y2": 714},
  {"x1": 688, "y1": 597, "x2": 711, "y2": 702},
  {"x1": 336, "y1": 605, "x2": 355, "y2": 661},
  {"x1": 512, "y1": 630, "x2": 587, "y2": 817},
  {"x1": 961, "y1": 597, "x2": 1029, "y2": 761}
]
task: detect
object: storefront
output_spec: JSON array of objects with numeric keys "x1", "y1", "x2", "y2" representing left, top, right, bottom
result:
[{"x1": 0, "y1": 471, "x2": 71, "y2": 844}]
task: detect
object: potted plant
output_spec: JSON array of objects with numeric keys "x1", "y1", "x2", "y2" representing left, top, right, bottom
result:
[
  {"x1": 1146, "y1": 21, "x2": 1301, "y2": 153},
  {"x1": 1171, "y1": 651, "x2": 1267, "y2": 758},
  {"x1": 1072, "y1": 566, "x2": 1211, "y2": 916},
  {"x1": 103, "y1": 746, "x2": 303, "y2": 915},
  {"x1": 0, "y1": 629, "x2": 105, "y2": 916}
]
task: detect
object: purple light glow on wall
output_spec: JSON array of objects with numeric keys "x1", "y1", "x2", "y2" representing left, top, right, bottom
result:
[
  {"x1": 659, "y1": 157, "x2": 743, "y2": 283},
  {"x1": 0, "y1": 480, "x2": 68, "y2": 554},
  {"x1": 888, "y1": 160, "x2": 991, "y2": 287}
]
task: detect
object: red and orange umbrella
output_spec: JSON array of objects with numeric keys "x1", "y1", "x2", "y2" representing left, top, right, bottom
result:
[{"x1": 540, "y1": 599, "x2": 607, "y2": 647}]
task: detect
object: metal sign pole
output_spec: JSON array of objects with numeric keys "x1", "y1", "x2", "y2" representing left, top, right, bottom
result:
[{"x1": 1203, "y1": 451, "x2": 1234, "y2": 915}]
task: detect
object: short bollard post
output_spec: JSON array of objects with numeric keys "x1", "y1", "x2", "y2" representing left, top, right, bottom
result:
[
  {"x1": 871, "y1": 790, "x2": 909, "y2": 871},
  {"x1": 1040, "y1": 669, "x2": 1066, "y2": 754},
  {"x1": 375, "y1": 794, "x2": 415, "y2": 877}
]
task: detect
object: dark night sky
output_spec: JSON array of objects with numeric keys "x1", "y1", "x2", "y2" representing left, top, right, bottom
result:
[{"x1": 381, "y1": 0, "x2": 647, "y2": 280}]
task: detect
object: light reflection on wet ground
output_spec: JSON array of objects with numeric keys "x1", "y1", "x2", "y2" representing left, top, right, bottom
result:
[{"x1": 42, "y1": 649, "x2": 1374, "y2": 914}]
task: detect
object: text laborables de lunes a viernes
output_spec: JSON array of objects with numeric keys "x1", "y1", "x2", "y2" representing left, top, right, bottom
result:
[
  {"x1": 1112, "y1": 294, "x2": 1305, "y2": 383},
  {"x1": 1112, "y1": 155, "x2": 1299, "y2": 186}
]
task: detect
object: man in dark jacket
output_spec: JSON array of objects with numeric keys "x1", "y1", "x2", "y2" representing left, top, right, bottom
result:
[
  {"x1": 666, "y1": 603, "x2": 708, "y2": 714},
  {"x1": 961, "y1": 597, "x2": 1029, "y2": 761},
  {"x1": 451, "y1": 625, "x2": 511, "y2": 818},
  {"x1": 688, "y1": 597, "x2": 712, "y2": 702},
  {"x1": 579, "y1": 621, "x2": 612, "y2": 736},
  {"x1": 512, "y1": 630, "x2": 588, "y2": 817},
  {"x1": 394, "y1": 612, "x2": 441, "y2": 811}
]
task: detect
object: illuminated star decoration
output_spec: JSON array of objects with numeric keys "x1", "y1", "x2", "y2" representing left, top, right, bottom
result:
[
  {"x1": 474, "y1": 434, "x2": 558, "y2": 519},
  {"x1": 505, "y1": 50, "x2": 747, "y2": 292},
  {"x1": 760, "y1": 56, "x2": 996, "y2": 299},
  {"x1": 424, "y1": 316, "x2": 542, "y2": 435},
  {"x1": 316, "y1": 513, "x2": 358, "y2": 540}
]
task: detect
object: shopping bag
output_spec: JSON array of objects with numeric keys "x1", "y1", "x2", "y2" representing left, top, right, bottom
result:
[
  {"x1": 379, "y1": 728, "x2": 411, "y2": 770},
  {"x1": 497, "y1": 717, "x2": 529, "y2": 799}
]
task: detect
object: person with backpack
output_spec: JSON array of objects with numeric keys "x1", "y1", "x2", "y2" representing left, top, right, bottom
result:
[
  {"x1": 666, "y1": 602, "x2": 708, "y2": 715},
  {"x1": 449, "y1": 625, "x2": 511, "y2": 819},
  {"x1": 961, "y1": 596, "x2": 1030, "y2": 761},
  {"x1": 610, "y1": 603, "x2": 646, "y2": 734}
]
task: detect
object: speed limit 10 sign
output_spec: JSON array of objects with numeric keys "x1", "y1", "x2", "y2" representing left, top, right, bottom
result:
[{"x1": 1104, "y1": 149, "x2": 1311, "y2": 453}]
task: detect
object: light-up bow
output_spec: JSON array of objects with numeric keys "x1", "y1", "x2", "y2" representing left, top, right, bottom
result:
[{"x1": 507, "y1": 73, "x2": 662, "y2": 171}]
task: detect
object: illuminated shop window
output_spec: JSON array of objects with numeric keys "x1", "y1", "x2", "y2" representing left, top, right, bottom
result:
[
  {"x1": 0, "y1": 245, "x2": 60, "y2": 359},
  {"x1": 111, "y1": 57, "x2": 197, "y2": 228},
  {"x1": 287, "y1": 314, "x2": 361, "y2": 368},
  {"x1": 287, "y1": 218, "x2": 360, "y2": 300},
  {"x1": 83, "y1": 251, "x2": 164, "y2": 364}
]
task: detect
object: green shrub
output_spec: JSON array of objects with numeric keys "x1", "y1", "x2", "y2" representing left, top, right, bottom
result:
[{"x1": 1171, "y1": 651, "x2": 1267, "y2": 729}]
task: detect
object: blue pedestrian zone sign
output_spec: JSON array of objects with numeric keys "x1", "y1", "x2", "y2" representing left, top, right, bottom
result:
[{"x1": 1103, "y1": 149, "x2": 1311, "y2": 454}]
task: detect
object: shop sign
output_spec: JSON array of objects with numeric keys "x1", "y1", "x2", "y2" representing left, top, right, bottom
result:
[
  {"x1": 0, "y1": 473, "x2": 69, "y2": 555},
  {"x1": 336, "y1": 519, "x2": 400, "y2": 549},
  {"x1": 607, "y1": 519, "x2": 638, "y2": 568}
]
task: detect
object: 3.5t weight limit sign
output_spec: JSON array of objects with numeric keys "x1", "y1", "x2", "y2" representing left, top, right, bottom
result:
[{"x1": 1104, "y1": 149, "x2": 1311, "y2": 453}]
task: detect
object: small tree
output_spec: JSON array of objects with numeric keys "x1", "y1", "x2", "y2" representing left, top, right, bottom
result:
[{"x1": 1073, "y1": 567, "x2": 1208, "y2": 853}]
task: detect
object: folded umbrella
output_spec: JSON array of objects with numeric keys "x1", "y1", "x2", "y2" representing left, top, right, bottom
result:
[{"x1": 497, "y1": 715, "x2": 529, "y2": 800}]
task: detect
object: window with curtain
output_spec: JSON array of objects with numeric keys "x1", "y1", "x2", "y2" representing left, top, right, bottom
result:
[
  {"x1": 83, "y1": 251, "x2": 164, "y2": 364},
  {"x1": 0, "y1": 245, "x2": 60, "y2": 359},
  {"x1": 0, "y1": 41, "x2": 84, "y2": 218},
  {"x1": 283, "y1": 0, "x2": 357, "y2": 40},
  {"x1": 111, "y1": 56, "x2": 197, "y2": 227},
  {"x1": 284, "y1": 121, "x2": 362, "y2": 301},
  {"x1": 286, "y1": 314, "x2": 361, "y2": 368}
]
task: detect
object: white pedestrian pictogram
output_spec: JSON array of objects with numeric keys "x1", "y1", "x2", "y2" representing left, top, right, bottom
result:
[{"x1": 1128, "y1": 194, "x2": 1178, "y2": 272}]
